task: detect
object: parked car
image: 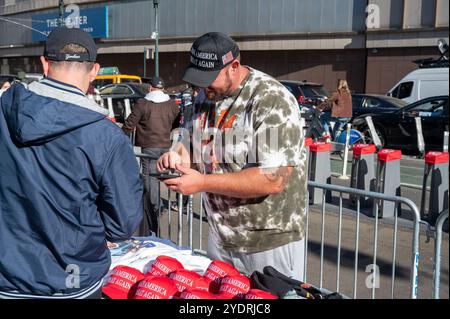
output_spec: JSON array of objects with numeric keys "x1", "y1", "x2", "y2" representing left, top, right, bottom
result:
[
  {"x1": 352, "y1": 95, "x2": 449, "y2": 153},
  {"x1": 280, "y1": 80, "x2": 330, "y2": 111},
  {"x1": 99, "y1": 83, "x2": 150, "y2": 122},
  {"x1": 351, "y1": 94, "x2": 407, "y2": 119}
]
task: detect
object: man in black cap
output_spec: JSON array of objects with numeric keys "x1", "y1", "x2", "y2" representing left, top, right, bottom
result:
[
  {"x1": 0, "y1": 27, "x2": 143, "y2": 299},
  {"x1": 123, "y1": 76, "x2": 180, "y2": 236},
  {"x1": 157, "y1": 32, "x2": 308, "y2": 281}
]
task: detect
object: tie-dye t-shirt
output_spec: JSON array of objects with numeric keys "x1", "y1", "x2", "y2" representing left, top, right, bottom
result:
[{"x1": 184, "y1": 67, "x2": 308, "y2": 254}]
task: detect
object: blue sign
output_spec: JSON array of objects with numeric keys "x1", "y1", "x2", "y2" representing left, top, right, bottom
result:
[{"x1": 32, "y1": 6, "x2": 108, "y2": 42}]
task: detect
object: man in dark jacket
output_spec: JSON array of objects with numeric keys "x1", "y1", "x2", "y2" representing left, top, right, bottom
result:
[
  {"x1": 122, "y1": 77, "x2": 179, "y2": 236},
  {"x1": 0, "y1": 27, "x2": 143, "y2": 299}
]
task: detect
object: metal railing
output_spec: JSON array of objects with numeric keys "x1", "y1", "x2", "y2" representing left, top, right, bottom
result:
[
  {"x1": 134, "y1": 152, "x2": 448, "y2": 299},
  {"x1": 307, "y1": 181, "x2": 421, "y2": 299},
  {"x1": 135, "y1": 152, "x2": 205, "y2": 251},
  {"x1": 169, "y1": 190, "x2": 204, "y2": 253},
  {"x1": 433, "y1": 210, "x2": 448, "y2": 299}
]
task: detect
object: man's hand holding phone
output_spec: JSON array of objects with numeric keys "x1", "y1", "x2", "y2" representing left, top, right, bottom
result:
[
  {"x1": 156, "y1": 151, "x2": 182, "y2": 172},
  {"x1": 148, "y1": 170, "x2": 183, "y2": 180},
  {"x1": 155, "y1": 164, "x2": 205, "y2": 196}
]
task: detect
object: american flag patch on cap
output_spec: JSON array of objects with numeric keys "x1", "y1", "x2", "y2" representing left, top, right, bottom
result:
[{"x1": 222, "y1": 51, "x2": 234, "y2": 65}]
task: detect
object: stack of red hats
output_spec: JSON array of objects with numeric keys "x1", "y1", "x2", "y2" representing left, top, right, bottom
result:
[
  {"x1": 203, "y1": 260, "x2": 240, "y2": 293},
  {"x1": 202, "y1": 260, "x2": 277, "y2": 299},
  {"x1": 102, "y1": 256, "x2": 185, "y2": 299},
  {"x1": 102, "y1": 257, "x2": 277, "y2": 299}
]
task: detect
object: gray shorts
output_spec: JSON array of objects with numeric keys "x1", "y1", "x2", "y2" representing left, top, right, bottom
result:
[{"x1": 207, "y1": 230, "x2": 305, "y2": 281}]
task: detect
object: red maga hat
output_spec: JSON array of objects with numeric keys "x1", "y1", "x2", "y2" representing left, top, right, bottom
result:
[
  {"x1": 203, "y1": 260, "x2": 240, "y2": 294},
  {"x1": 147, "y1": 255, "x2": 184, "y2": 277},
  {"x1": 169, "y1": 269, "x2": 210, "y2": 293},
  {"x1": 132, "y1": 276, "x2": 178, "y2": 300},
  {"x1": 179, "y1": 289, "x2": 218, "y2": 300},
  {"x1": 102, "y1": 265, "x2": 146, "y2": 299},
  {"x1": 216, "y1": 274, "x2": 251, "y2": 299}
]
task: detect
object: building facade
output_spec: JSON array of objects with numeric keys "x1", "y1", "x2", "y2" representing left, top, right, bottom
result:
[{"x1": 0, "y1": 0, "x2": 448, "y2": 94}]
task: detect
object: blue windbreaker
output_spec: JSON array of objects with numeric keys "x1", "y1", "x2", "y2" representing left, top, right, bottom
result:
[{"x1": 0, "y1": 80, "x2": 143, "y2": 296}]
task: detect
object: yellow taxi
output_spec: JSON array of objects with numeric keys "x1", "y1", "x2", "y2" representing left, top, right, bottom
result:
[{"x1": 92, "y1": 67, "x2": 142, "y2": 89}]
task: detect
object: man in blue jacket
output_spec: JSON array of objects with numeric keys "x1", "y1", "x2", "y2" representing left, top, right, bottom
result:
[{"x1": 0, "y1": 27, "x2": 143, "y2": 299}]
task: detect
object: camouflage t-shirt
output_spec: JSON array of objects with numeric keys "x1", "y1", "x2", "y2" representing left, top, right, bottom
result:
[{"x1": 184, "y1": 67, "x2": 308, "y2": 254}]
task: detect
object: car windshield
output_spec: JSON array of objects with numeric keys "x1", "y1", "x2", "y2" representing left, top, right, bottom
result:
[
  {"x1": 99, "y1": 85, "x2": 115, "y2": 95},
  {"x1": 302, "y1": 85, "x2": 329, "y2": 97},
  {"x1": 93, "y1": 79, "x2": 113, "y2": 90}
]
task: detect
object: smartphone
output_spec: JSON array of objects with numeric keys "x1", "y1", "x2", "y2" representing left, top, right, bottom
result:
[{"x1": 148, "y1": 171, "x2": 182, "y2": 180}]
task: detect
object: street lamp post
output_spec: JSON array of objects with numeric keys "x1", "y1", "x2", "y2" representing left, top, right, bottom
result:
[
  {"x1": 153, "y1": 0, "x2": 159, "y2": 77},
  {"x1": 143, "y1": 47, "x2": 147, "y2": 78},
  {"x1": 59, "y1": 0, "x2": 65, "y2": 27}
]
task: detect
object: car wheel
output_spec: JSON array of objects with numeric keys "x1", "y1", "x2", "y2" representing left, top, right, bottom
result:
[{"x1": 362, "y1": 126, "x2": 386, "y2": 148}]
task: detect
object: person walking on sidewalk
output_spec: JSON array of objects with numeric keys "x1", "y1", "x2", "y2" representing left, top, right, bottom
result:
[
  {"x1": 123, "y1": 77, "x2": 180, "y2": 235},
  {"x1": 157, "y1": 32, "x2": 308, "y2": 280},
  {"x1": 328, "y1": 79, "x2": 353, "y2": 139},
  {"x1": 0, "y1": 27, "x2": 143, "y2": 299}
]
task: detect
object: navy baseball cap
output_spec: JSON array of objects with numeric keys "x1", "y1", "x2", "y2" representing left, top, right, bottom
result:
[
  {"x1": 150, "y1": 76, "x2": 165, "y2": 89},
  {"x1": 44, "y1": 27, "x2": 97, "y2": 62},
  {"x1": 182, "y1": 32, "x2": 240, "y2": 88}
]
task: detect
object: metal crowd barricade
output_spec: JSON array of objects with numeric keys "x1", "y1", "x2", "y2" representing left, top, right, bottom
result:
[
  {"x1": 306, "y1": 181, "x2": 421, "y2": 299},
  {"x1": 147, "y1": 178, "x2": 425, "y2": 299},
  {"x1": 433, "y1": 210, "x2": 448, "y2": 299},
  {"x1": 134, "y1": 149, "x2": 431, "y2": 299}
]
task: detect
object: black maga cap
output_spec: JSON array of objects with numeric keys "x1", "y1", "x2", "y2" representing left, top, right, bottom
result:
[
  {"x1": 182, "y1": 32, "x2": 240, "y2": 88},
  {"x1": 150, "y1": 76, "x2": 165, "y2": 89},
  {"x1": 44, "y1": 27, "x2": 97, "y2": 62}
]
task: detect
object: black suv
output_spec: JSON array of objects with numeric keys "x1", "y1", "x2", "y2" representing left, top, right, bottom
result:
[{"x1": 280, "y1": 80, "x2": 330, "y2": 111}]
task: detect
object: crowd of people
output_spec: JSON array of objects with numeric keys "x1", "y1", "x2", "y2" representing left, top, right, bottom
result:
[{"x1": 0, "y1": 27, "x2": 317, "y2": 299}]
